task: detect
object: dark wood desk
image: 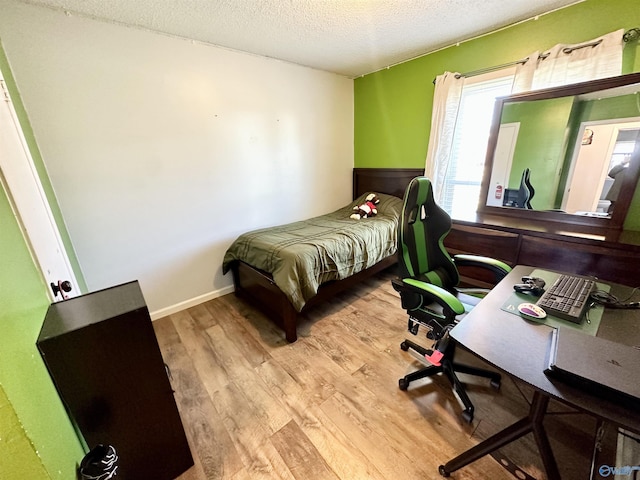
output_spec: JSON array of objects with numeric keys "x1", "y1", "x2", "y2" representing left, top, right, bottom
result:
[{"x1": 441, "y1": 266, "x2": 640, "y2": 479}]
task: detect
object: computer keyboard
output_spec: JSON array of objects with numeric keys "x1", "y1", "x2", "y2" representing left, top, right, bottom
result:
[{"x1": 536, "y1": 274, "x2": 595, "y2": 323}]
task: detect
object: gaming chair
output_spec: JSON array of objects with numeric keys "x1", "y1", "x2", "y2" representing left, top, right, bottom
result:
[
  {"x1": 503, "y1": 168, "x2": 534, "y2": 209},
  {"x1": 391, "y1": 176, "x2": 511, "y2": 422}
]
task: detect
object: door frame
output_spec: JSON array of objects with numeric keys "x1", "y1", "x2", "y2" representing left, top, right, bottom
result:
[
  {"x1": 0, "y1": 70, "x2": 79, "y2": 300},
  {"x1": 486, "y1": 122, "x2": 519, "y2": 207},
  {"x1": 563, "y1": 117, "x2": 640, "y2": 213}
]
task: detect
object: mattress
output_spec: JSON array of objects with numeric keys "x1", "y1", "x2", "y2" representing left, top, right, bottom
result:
[{"x1": 222, "y1": 192, "x2": 403, "y2": 311}]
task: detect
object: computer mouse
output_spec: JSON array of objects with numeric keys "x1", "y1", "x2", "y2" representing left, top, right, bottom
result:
[{"x1": 518, "y1": 302, "x2": 547, "y2": 319}]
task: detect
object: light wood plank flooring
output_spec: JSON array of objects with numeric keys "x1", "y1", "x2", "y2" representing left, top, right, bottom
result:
[{"x1": 153, "y1": 268, "x2": 599, "y2": 480}]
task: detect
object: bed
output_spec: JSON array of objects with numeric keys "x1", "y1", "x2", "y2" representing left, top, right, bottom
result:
[{"x1": 222, "y1": 168, "x2": 424, "y2": 342}]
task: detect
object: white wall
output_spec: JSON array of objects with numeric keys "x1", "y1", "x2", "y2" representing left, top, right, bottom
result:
[{"x1": 0, "y1": 2, "x2": 354, "y2": 315}]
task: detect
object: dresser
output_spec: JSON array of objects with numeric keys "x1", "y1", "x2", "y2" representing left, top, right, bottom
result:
[
  {"x1": 445, "y1": 214, "x2": 640, "y2": 287},
  {"x1": 37, "y1": 281, "x2": 193, "y2": 480}
]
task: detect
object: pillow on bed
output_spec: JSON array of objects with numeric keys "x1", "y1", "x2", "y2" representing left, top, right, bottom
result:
[{"x1": 352, "y1": 192, "x2": 403, "y2": 218}]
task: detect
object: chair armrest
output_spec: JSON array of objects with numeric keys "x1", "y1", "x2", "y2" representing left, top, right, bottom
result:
[
  {"x1": 453, "y1": 254, "x2": 511, "y2": 283},
  {"x1": 392, "y1": 277, "x2": 466, "y2": 319}
]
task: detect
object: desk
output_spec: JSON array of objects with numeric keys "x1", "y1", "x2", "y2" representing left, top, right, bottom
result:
[{"x1": 441, "y1": 266, "x2": 640, "y2": 479}]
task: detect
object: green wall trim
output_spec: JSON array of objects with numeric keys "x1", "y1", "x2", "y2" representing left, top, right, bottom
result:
[
  {"x1": 0, "y1": 43, "x2": 87, "y2": 292},
  {"x1": 0, "y1": 121, "x2": 84, "y2": 478},
  {"x1": 1, "y1": 39, "x2": 87, "y2": 476}
]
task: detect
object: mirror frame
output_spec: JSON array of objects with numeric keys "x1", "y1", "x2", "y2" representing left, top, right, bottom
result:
[{"x1": 478, "y1": 71, "x2": 640, "y2": 230}]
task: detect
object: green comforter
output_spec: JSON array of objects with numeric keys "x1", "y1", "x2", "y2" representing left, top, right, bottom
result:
[{"x1": 222, "y1": 192, "x2": 403, "y2": 312}]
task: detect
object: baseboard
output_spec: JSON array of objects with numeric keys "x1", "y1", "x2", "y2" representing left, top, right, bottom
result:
[{"x1": 149, "y1": 285, "x2": 234, "y2": 320}]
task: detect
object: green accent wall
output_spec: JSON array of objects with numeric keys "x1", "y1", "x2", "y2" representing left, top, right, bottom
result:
[
  {"x1": 0, "y1": 384, "x2": 50, "y2": 480},
  {"x1": 0, "y1": 46, "x2": 85, "y2": 479},
  {"x1": 0, "y1": 184, "x2": 84, "y2": 479},
  {"x1": 578, "y1": 93, "x2": 640, "y2": 122},
  {"x1": 501, "y1": 97, "x2": 574, "y2": 210},
  {"x1": 354, "y1": 0, "x2": 640, "y2": 229}
]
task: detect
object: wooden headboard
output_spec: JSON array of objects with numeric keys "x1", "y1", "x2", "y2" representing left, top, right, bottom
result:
[{"x1": 353, "y1": 168, "x2": 425, "y2": 200}]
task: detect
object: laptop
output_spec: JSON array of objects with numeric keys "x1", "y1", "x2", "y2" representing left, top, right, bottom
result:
[{"x1": 545, "y1": 327, "x2": 640, "y2": 408}]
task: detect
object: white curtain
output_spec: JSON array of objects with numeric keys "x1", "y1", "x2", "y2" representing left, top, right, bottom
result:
[
  {"x1": 424, "y1": 72, "x2": 464, "y2": 204},
  {"x1": 522, "y1": 29, "x2": 625, "y2": 91},
  {"x1": 425, "y1": 29, "x2": 625, "y2": 203},
  {"x1": 512, "y1": 51, "x2": 539, "y2": 94}
]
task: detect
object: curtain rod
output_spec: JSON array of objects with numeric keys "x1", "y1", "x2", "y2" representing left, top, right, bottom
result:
[
  {"x1": 432, "y1": 28, "x2": 639, "y2": 85},
  {"x1": 450, "y1": 58, "x2": 529, "y2": 81}
]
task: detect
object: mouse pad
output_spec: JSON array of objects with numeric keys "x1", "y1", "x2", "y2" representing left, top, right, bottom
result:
[{"x1": 500, "y1": 269, "x2": 608, "y2": 336}]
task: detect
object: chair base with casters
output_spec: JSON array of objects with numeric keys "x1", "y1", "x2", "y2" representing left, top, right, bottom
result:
[{"x1": 397, "y1": 314, "x2": 501, "y2": 423}]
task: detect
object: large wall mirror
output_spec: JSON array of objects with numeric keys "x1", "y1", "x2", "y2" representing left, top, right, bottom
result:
[{"x1": 478, "y1": 72, "x2": 640, "y2": 230}]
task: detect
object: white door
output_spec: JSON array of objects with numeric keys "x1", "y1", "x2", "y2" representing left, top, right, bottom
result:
[
  {"x1": 0, "y1": 73, "x2": 79, "y2": 301},
  {"x1": 486, "y1": 122, "x2": 519, "y2": 207},
  {"x1": 563, "y1": 120, "x2": 640, "y2": 213}
]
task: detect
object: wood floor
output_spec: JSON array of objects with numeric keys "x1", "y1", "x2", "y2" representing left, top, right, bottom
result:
[{"x1": 153, "y1": 268, "x2": 600, "y2": 480}]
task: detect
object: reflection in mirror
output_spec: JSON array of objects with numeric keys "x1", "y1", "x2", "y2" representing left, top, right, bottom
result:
[
  {"x1": 480, "y1": 72, "x2": 640, "y2": 229},
  {"x1": 566, "y1": 127, "x2": 639, "y2": 215}
]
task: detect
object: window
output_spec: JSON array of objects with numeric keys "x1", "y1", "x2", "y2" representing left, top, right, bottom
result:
[{"x1": 441, "y1": 71, "x2": 515, "y2": 218}]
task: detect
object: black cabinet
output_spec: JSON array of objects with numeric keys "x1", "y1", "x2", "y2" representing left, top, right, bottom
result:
[{"x1": 37, "y1": 281, "x2": 193, "y2": 479}]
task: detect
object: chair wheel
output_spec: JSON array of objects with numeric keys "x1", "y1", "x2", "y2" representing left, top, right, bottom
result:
[
  {"x1": 490, "y1": 378, "x2": 501, "y2": 389},
  {"x1": 461, "y1": 411, "x2": 473, "y2": 423},
  {"x1": 438, "y1": 465, "x2": 450, "y2": 477},
  {"x1": 400, "y1": 341, "x2": 409, "y2": 351},
  {"x1": 399, "y1": 378, "x2": 409, "y2": 391}
]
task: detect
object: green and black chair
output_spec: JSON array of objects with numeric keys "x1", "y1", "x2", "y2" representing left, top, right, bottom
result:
[
  {"x1": 503, "y1": 168, "x2": 534, "y2": 209},
  {"x1": 392, "y1": 176, "x2": 511, "y2": 423}
]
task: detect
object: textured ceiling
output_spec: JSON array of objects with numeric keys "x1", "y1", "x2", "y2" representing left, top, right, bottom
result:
[{"x1": 20, "y1": 0, "x2": 582, "y2": 77}]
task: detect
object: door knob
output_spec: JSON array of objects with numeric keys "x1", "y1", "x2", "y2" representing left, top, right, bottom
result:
[{"x1": 51, "y1": 280, "x2": 72, "y2": 300}]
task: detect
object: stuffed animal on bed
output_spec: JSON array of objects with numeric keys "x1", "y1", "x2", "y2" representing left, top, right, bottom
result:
[{"x1": 350, "y1": 193, "x2": 380, "y2": 220}]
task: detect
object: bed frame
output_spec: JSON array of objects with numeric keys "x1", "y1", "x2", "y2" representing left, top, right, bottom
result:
[{"x1": 230, "y1": 168, "x2": 424, "y2": 342}]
